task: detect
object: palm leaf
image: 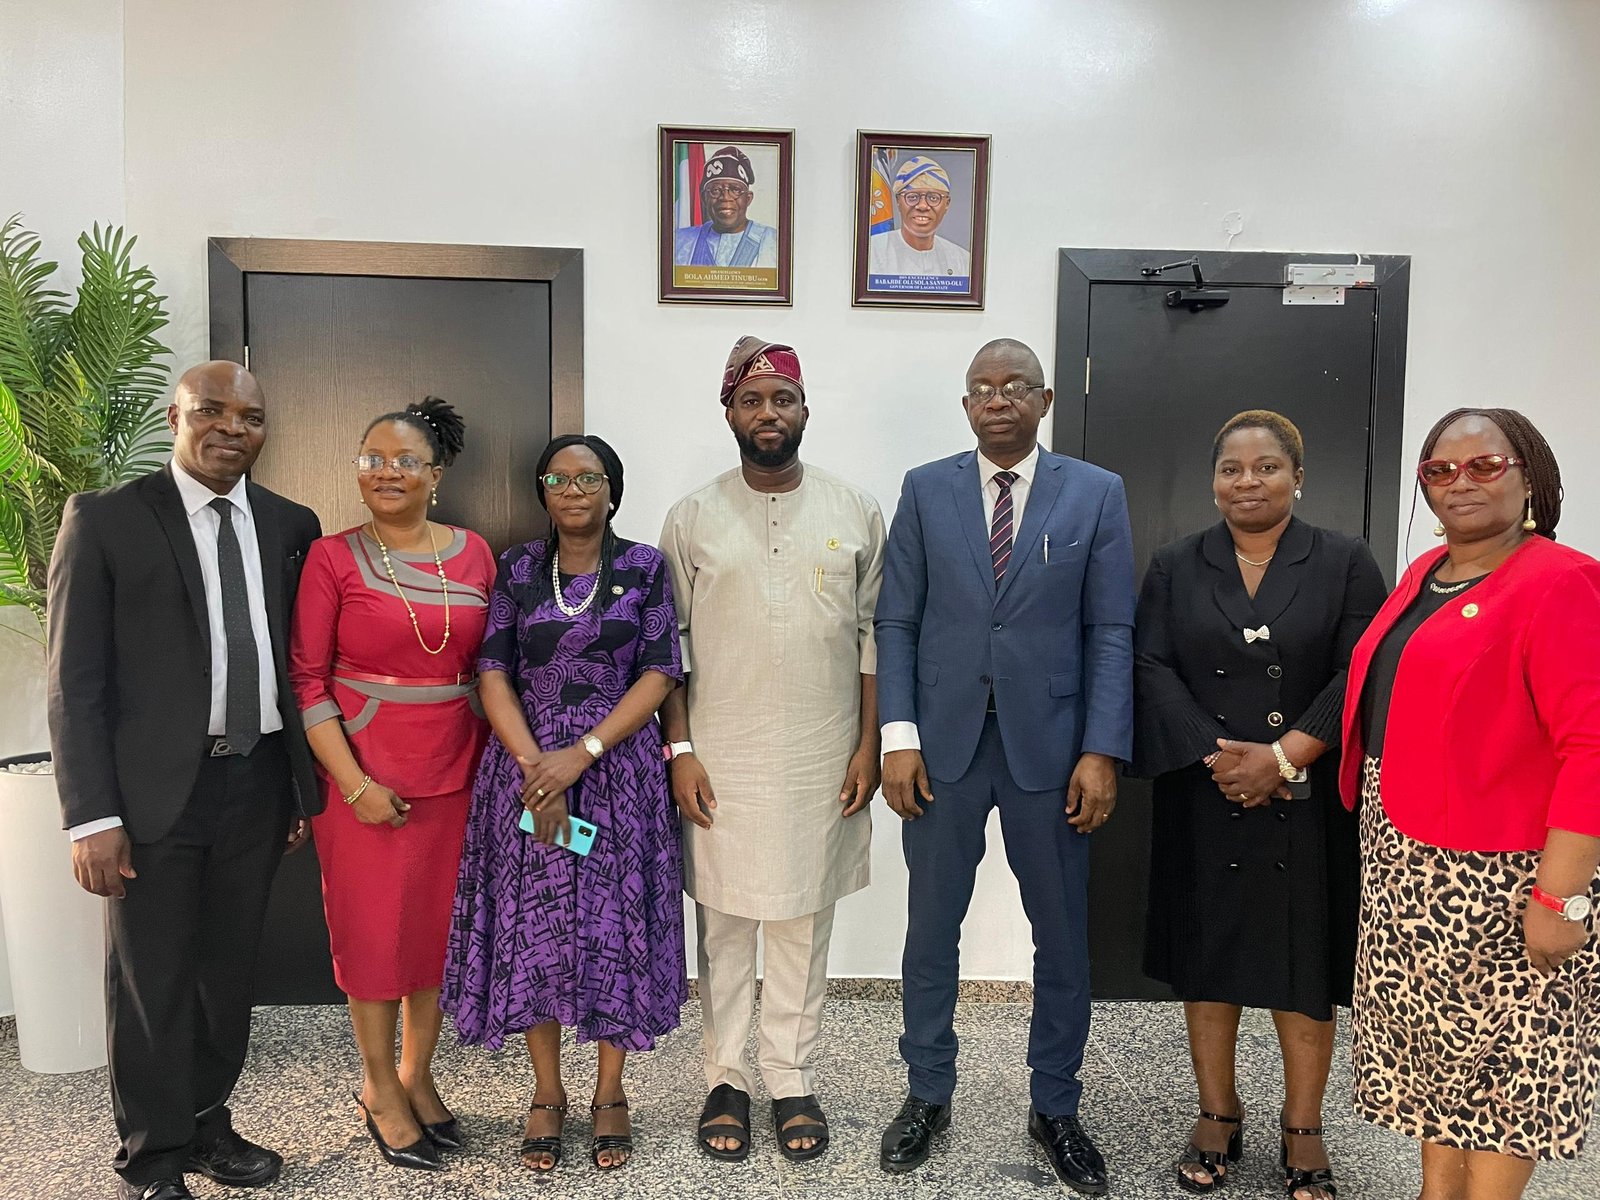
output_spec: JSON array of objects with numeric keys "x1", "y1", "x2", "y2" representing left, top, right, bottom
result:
[
  {"x1": 0, "y1": 215, "x2": 69, "y2": 421},
  {"x1": 72, "y1": 225, "x2": 172, "y2": 482},
  {"x1": 0, "y1": 489, "x2": 46, "y2": 626}
]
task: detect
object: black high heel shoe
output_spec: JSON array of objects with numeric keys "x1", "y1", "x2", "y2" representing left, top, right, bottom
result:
[
  {"x1": 352, "y1": 1090, "x2": 443, "y2": 1171},
  {"x1": 519, "y1": 1098, "x2": 568, "y2": 1172},
  {"x1": 1279, "y1": 1112, "x2": 1337, "y2": 1199},
  {"x1": 1177, "y1": 1109, "x2": 1243, "y2": 1193},
  {"x1": 421, "y1": 1111, "x2": 464, "y2": 1151},
  {"x1": 591, "y1": 1098, "x2": 633, "y2": 1170}
]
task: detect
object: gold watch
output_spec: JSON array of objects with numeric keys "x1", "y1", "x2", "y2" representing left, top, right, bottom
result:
[{"x1": 1271, "y1": 740, "x2": 1298, "y2": 780}]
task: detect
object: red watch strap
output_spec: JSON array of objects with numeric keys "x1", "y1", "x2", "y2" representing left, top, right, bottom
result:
[{"x1": 1531, "y1": 885, "x2": 1568, "y2": 914}]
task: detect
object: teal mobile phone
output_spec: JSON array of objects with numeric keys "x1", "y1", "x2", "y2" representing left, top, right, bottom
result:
[{"x1": 518, "y1": 809, "x2": 599, "y2": 856}]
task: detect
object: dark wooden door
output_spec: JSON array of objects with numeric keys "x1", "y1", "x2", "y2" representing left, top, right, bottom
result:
[
  {"x1": 242, "y1": 272, "x2": 554, "y2": 1003},
  {"x1": 1054, "y1": 250, "x2": 1409, "y2": 999},
  {"x1": 246, "y1": 273, "x2": 553, "y2": 554}
]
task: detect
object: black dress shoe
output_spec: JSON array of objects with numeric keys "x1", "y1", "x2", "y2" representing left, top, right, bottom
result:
[
  {"x1": 353, "y1": 1090, "x2": 443, "y2": 1171},
  {"x1": 880, "y1": 1094, "x2": 951, "y2": 1174},
  {"x1": 186, "y1": 1128, "x2": 283, "y2": 1187},
  {"x1": 1029, "y1": 1109, "x2": 1108, "y2": 1195},
  {"x1": 116, "y1": 1179, "x2": 195, "y2": 1200},
  {"x1": 421, "y1": 1116, "x2": 465, "y2": 1151}
]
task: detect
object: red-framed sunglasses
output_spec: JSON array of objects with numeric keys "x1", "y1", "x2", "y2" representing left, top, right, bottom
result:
[{"x1": 1416, "y1": 454, "x2": 1525, "y2": 487}]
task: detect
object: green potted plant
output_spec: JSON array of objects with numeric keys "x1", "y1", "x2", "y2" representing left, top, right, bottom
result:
[{"x1": 0, "y1": 215, "x2": 173, "y2": 1072}]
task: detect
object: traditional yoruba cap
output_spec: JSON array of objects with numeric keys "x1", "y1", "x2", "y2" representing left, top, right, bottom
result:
[
  {"x1": 720, "y1": 336, "x2": 804, "y2": 407},
  {"x1": 892, "y1": 155, "x2": 951, "y2": 193},
  {"x1": 703, "y1": 146, "x2": 755, "y2": 189}
]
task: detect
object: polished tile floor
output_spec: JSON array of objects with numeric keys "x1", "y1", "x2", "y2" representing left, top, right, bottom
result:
[{"x1": 3, "y1": 995, "x2": 1596, "y2": 1198}]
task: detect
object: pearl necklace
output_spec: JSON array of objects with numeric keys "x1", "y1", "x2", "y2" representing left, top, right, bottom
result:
[
  {"x1": 551, "y1": 549, "x2": 598, "y2": 617},
  {"x1": 370, "y1": 522, "x2": 451, "y2": 654}
]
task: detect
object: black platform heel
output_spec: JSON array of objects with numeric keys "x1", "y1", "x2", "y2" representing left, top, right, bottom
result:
[
  {"x1": 352, "y1": 1090, "x2": 443, "y2": 1171},
  {"x1": 591, "y1": 1098, "x2": 633, "y2": 1170},
  {"x1": 1280, "y1": 1113, "x2": 1337, "y2": 1199},
  {"x1": 1177, "y1": 1109, "x2": 1243, "y2": 1193}
]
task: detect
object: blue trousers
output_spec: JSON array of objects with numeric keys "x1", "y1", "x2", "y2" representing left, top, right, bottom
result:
[{"x1": 899, "y1": 713, "x2": 1091, "y2": 1115}]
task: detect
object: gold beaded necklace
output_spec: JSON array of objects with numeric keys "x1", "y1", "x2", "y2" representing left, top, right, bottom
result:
[{"x1": 369, "y1": 521, "x2": 451, "y2": 655}]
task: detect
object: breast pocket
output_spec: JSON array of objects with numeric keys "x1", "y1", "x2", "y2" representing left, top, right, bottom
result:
[{"x1": 811, "y1": 564, "x2": 854, "y2": 620}]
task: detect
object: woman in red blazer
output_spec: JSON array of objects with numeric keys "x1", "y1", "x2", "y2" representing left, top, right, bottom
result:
[{"x1": 1341, "y1": 408, "x2": 1600, "y2": 1199}]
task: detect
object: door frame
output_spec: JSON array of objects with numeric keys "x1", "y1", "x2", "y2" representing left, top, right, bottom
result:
[
  {"x1": 208, "y1": 237, "x2": 585, "y2": 437},
  {"x1": 1052, "y1": 247, "x2": 1410, "y2": 582}
]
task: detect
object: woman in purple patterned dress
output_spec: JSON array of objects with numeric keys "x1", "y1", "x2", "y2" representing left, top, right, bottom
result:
[{"x1": 442, "y1": 435, "x2": 685, "y2": 1173}]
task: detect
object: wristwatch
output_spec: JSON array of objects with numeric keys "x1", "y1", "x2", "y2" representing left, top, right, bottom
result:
[
  {"x1": 663, "y1": 740, "x2": 694, "y2": 762},
  {"x1": 1270, "y1": 740, "x2": 1299, "y2": 781},
  {"x1": 581, "y1": 733, "x2": 605, "y2": 760},
  {"x1": 1531, "y1": 885, "x2": 1593, "y2": 923}
]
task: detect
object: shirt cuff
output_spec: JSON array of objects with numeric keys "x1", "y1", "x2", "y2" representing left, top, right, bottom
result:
[
  {"x1": 70, "y1": 816, "x2": 124, "y2": 840},
  {"x1": 881, "y1": 721, "x2": 921, "y2": 754}
]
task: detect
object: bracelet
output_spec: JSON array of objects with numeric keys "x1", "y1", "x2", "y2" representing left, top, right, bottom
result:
[{"x1": 343, "y1": 775, "x2": 372, "y2": 806}]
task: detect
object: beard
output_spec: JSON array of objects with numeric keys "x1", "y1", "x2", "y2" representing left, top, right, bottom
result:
[{"x1": 735, "y1": 424, "x2": 803, "y2": 469}]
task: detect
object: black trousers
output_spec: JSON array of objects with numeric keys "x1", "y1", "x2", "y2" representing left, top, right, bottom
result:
[{"x1": 106, "y1": 736, "x2": 291, "y2": 1184}]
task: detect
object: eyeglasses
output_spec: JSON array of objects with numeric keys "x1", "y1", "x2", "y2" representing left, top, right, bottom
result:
[
  {"x1": 703, "y1": 183, "x2": 750, "y2": 201},
  {"x1": 1416, "y1": 454, "x2": 1525, "y2": 487},
  {"x1": 967, "y1": 381, "x2": 1044, "y2": 405},
  {"x1": 541, "y1": 471, "x2": 608, "y2": 494},
  {"x1": 354, "y1": 454, "x2": 434, "y2": 474},
  {"x1": 899, "y1": 191, "x2": 949, "y2": 208}
]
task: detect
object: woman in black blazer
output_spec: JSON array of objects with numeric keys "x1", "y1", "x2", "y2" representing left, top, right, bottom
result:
[{"x1": 1132, "y1": 411, "x2": 1386, "y2": 1199}]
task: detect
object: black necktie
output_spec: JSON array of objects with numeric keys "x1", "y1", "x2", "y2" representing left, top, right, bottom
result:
[{"x1": 209, "y1": 497, "x2": 260, "y2": 755}]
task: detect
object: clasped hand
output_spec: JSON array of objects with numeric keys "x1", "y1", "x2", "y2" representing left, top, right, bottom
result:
[
  {"x1": 517, "y1": 747, "x2": 590, "y2": 845},
  {"x1": 1209, "y1": 738, "x2": 1290, "y2": 807}
]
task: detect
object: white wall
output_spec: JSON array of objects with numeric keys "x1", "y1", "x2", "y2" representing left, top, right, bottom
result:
[
  {"x1": 0, "y1": 0, "x2": 124, "y2": 759},
  {"x1": 11, "y1": 0, "x2": 1599, "y2": 977}
]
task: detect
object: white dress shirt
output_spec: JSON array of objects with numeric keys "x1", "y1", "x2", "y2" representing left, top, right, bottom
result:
[
  {"x1": 881, "y1": 444, "x2": 1040, "y2": 756},
  {"x1": 70, "y1": 461, "x2": 280, "y2": 841}
]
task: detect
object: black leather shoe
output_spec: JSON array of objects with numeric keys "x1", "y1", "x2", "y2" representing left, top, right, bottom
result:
[
  {"x1": 117, "y1": 1179, "x2": 195, "y2": 1200},
  {"x1": 185, "y1": 1128, "x2": 283, "y2": 1187},
  {"x1": 880, "y1": 1094, "x2": 951, "y2": 1174},
  {"x1": 1029, "y1": 1109, "x2": 1108, "y2": 1195},
  {"x1": 421, "y1": 1116, "x2": 465, "y2": 1151},
  {"x1": 353, "y1": 1090, "x2": 443, "y2": 1171}
]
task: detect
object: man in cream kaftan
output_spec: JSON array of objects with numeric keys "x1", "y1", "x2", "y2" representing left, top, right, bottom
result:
[{"x1": 659, "y1": 337, "x2": 884, "y2": 1160}]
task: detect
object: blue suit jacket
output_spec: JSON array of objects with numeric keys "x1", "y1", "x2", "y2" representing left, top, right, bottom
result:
[{"x1": 874, "y1": 449, "x2": 1136, "y2": 792}]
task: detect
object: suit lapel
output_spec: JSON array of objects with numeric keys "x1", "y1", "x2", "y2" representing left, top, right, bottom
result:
[
  {"x1": 145, "y1": 466, "x2": 210, "y2": 655},
  {"x1": 1202, "y1": 521, "x2": 1261, "y2": 635},
  {"x1": 995, "y1": 454, "x2": 1065, "y2": 607},
  {"x1": 249, "y1": 483, "x2": 288, "y2": 667},
  {"x1": 952, "y1": 453, "x2": 996, "y2": 596},
  {"x1": 1249, "y1": 517, "x2": 1313, "y2": 630}
]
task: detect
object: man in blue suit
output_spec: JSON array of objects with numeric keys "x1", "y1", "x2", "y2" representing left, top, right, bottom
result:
[{"x1": 874, "y1": 338, "x2": 1135, "y2": 1193}]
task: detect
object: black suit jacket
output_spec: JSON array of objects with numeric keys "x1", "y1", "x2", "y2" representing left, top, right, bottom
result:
[
  {"x1": 1130, "y1": 517, "x2": 1388, "y2": 779},
  {"x1": 46, "y1": 464, "x2": 323, "y2": 842}
]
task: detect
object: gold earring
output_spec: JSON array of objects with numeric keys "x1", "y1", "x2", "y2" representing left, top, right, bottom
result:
[
  {"x1": 1522, "y1": 495, "x2": 1536, "y2": 531},
  {"x1": 1433, "y1": 522, "x2": 1445, "y2": 537}
]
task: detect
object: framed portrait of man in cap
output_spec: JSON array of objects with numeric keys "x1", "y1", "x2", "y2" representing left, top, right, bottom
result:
[
  {"x1": 853, "y1": 131, "x2": 991, "y2": 310},
  {"x1": 659, "y1": 124, "x2": 795, "y2": 305}
]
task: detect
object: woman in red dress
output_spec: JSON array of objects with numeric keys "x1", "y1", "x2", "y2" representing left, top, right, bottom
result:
[{"x1": 289, "y1": 397, "x2": 494, "y2": 1171}]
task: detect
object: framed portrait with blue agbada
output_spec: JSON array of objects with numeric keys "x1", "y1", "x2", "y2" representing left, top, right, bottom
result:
[
  {"x1": 853, "y1": 130, "x2": 991, "y2": 310},
  {"x1": 658, "y1": 124, "x2": 795, "y2": 305}
]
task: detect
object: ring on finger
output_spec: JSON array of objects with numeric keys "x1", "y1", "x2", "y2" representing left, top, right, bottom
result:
[{"x1": 536, "y1": 787, "x2": 547, "y2": 798}]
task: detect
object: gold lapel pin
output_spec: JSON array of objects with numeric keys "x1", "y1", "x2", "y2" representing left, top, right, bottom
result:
[
  {"x1": 826, "y1": 538, "x2": 840, "y2": 550},
  {"x1": 611, "y1": 585, "x2": 624, "y2": 595},
  {"x1": 1462, "y1": 603, "x2": 1479, "y2": 618}
]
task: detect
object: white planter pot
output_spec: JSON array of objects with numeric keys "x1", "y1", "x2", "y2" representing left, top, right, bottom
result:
[
  {"x1": 0, "y1": 631, "x2": 49, "y2": 1020},
  {"x1": 0, "y1": 903, "x2": 12, "y2": 1018},
  {"x1": 0, "y1": 762, "x2": 107, "y2": 1073}
]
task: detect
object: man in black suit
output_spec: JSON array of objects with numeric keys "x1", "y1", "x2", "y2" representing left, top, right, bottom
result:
[{"x1": 47, "y1": 361, "x2": 322, "y2": 1200}]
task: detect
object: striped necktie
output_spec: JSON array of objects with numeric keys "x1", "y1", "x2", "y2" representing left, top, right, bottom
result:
[{"x1": 990, "y1": 470, "x2": 1019, "y2": 584}]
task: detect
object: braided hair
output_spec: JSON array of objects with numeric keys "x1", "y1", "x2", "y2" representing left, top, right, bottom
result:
[
  {"x1": 532, "y1": 434, "x2": 626, "y2": 614},
  {"x1": 1419, "y1": 407, "x2": 1562, "y2": 540},
  {"x1": 363, "y1": 395, "x2": 466, "y2": 466},
  {"x1": 1212, "y1": 409, "x2": 1305, "y2": 470}
]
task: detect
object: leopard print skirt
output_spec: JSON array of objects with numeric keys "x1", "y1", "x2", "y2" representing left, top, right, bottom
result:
[{"x1": 1352, "y1": 757, "x2": 1600, "y2": 1160}]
